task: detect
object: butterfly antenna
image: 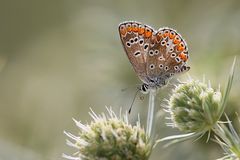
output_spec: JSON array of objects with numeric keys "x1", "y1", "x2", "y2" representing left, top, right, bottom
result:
[
  {"x1": 121, "y1": 83, "x2": 143, "y2": 92},
  {"x1": 128, "y1": 89, "x2": 140, "y2": 114}
]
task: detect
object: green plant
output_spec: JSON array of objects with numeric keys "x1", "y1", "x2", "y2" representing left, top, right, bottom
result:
[{"x1": 64, "y1": 57, "x2": 239, "y2": 160}]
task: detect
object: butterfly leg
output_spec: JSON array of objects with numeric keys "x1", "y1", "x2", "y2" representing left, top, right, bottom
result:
[{"x1": 176, "y1": 79, "x2": 187, "y2": 84}]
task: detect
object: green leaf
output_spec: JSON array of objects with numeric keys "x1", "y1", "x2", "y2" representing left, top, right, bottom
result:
[
  {"x1": 155, "y1": 132, "x2": 203, "y2": 148},
  {"x1": 218, "y1": 57, "x2": 236, "y2": 119}
]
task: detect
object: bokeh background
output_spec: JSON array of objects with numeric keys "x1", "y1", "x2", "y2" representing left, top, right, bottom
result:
[{"x1": 0, "y1": 0, "x2": 240, "y2": 159}]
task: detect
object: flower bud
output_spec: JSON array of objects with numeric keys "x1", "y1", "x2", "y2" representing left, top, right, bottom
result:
[
  {"x1": 168, "y1": 80, "x2": 222, "y2": 133},
  {"x1": 64, "y1": 108, "x2": 151, "y2": 160}
]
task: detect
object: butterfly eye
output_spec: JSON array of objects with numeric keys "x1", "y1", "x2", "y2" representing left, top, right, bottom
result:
[{"x1": 140, "y1": 84, "x2": 149, "y2": 94}]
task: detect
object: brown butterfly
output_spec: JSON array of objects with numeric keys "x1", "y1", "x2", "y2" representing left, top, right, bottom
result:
[{"x1": 119, "y1": 21, "x2": 190, "y2": 94}]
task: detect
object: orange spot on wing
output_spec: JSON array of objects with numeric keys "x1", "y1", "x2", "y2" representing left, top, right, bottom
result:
[
  {"x1": 120, "y1": 28, "x2": 127, "y2": 35},
  {"x1": 127, "y1": 27, "x2": 132, "y2": 32},
  {"x1": 163, "y1": 30, "x2": 170, "y2": 38},
  {"x1": 132, "y1": 26, "x2": 139, "y2": 32},
  {"x1": 179, "y1": 52, "x2": 188, "y2": 61},
  {"x1": 177, "y1": 46, "x2": 184, "y2": 52},
  {"x1": 169, "y1": 32, "x2": 176, "y2": 39},
  {"x1": 173, "y1": 37, "x2": 180, "y2": 44},
  {"x1": 145, "y1": 30, "x2": 152, "y2": 38},
  {"x1": 177, "y1": 42, "x2": 185, "y2": 51},
  {"x1": 119, "y1": 25, "x2": 127, "y2": 35},
  {"x1": 138, "y1": 27, "x2": 145, "y2": 34}
]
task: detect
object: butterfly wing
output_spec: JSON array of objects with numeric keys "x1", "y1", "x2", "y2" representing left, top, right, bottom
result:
[
  {"x1": 146, "y1": 27, "x2": 190, "y2": 80},
  {"x1": 119, "y1": 21, "x2": 154, "y2": 84}
]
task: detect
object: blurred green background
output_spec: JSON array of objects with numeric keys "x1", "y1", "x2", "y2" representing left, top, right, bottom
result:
[{"x1": 0, "y1": 0, "x2": 240, "y2": 159}]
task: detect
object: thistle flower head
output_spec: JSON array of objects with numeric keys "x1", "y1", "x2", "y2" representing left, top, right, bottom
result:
[
  {"x1": 158, "y1": 57, "x2": 235, "y2": 148},
  {"x1": 63, "y1": 107, "x2": 151, "y2": 160},
  {"x1": 167, "y1": 79, "x2": 222, "y2": 133}
]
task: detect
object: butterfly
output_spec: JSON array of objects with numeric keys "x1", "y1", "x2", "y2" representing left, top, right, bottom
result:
[{"x1": 118, "y1": 21, "x2": 190, "y2": 94}]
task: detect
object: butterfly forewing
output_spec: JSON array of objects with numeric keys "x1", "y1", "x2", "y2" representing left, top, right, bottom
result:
[{"x1": 118, "y1": 21, "x2": 153, "y2": 83}]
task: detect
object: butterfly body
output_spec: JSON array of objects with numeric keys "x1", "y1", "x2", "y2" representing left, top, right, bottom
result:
[{"x1": 119, "y1": 21, "x2": 190, "y2": 94}]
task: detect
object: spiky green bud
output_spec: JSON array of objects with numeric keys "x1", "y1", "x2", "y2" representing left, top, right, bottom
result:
[
  {"x1": 168, "y1": 80, "x2": 222, "y2": 133},
  {"x1": 63, "y1": 108, "x2": 151, "y2": 160}
]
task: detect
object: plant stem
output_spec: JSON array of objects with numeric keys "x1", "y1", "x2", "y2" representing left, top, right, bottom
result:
[{"x1": 146, "y1": 89, "x2": 157, "y2": 138}]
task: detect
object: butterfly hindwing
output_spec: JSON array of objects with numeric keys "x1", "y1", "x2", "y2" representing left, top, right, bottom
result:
[
  {"x1": 160, "y1": 28, "x2": 190, "y2": 75},
  {"x1": 147, "y1": 27, "x2": 190, "y2": 80}
]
